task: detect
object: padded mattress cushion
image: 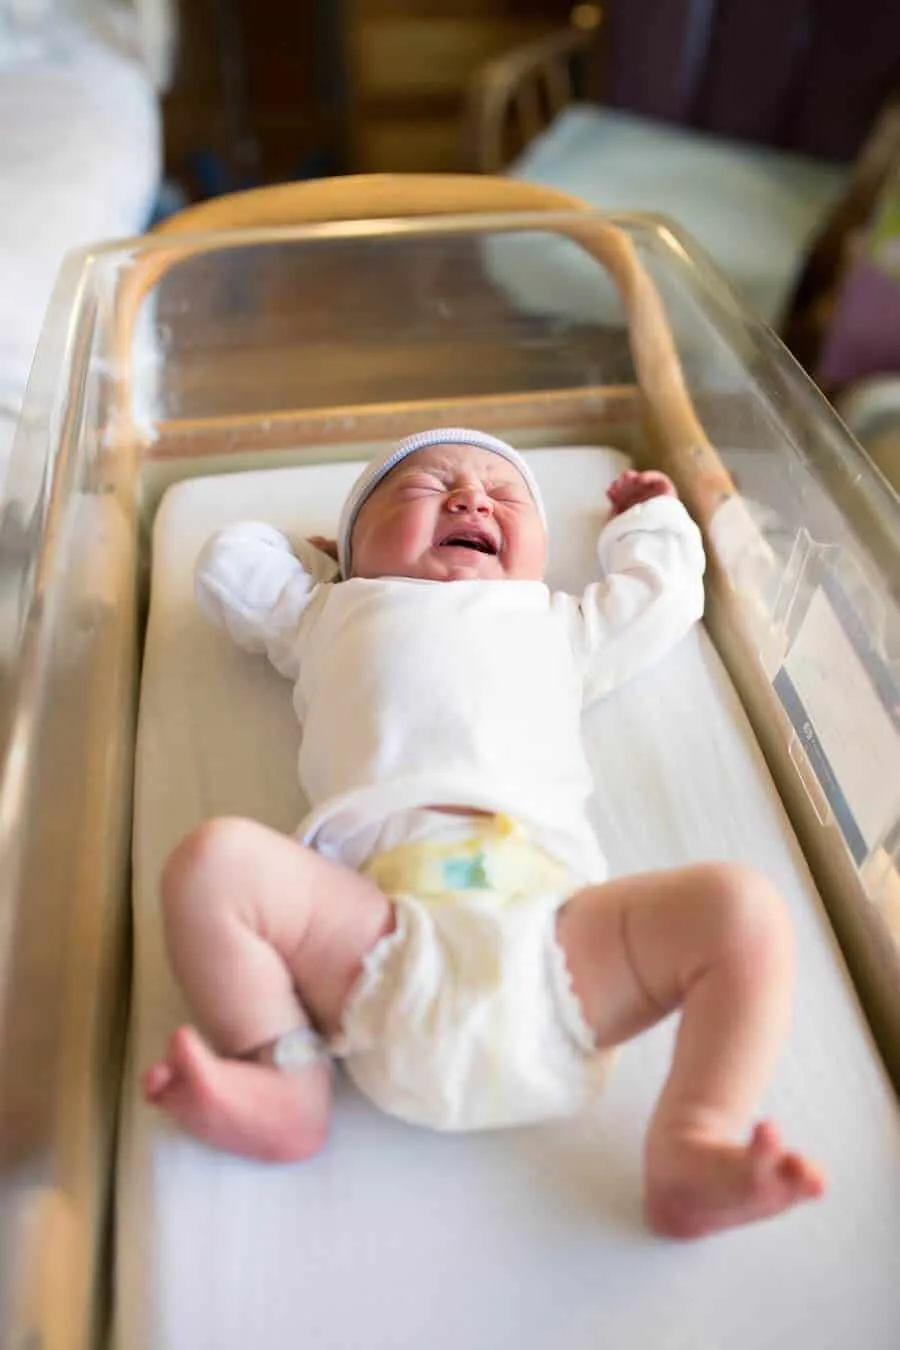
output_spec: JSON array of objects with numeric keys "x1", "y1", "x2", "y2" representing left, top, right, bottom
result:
[{"x1": 117, "y1": 446, "x2": 900, "y2": 1350}]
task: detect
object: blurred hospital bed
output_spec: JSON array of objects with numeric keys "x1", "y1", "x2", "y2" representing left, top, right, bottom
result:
[{"x1": 0, "y1": 0, "x2": 170, "y2": 483}]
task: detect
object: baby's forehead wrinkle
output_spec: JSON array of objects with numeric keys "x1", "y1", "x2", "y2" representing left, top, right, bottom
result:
[{"x1": 400, "y1": 446, "x2": 526, "y2": 487}]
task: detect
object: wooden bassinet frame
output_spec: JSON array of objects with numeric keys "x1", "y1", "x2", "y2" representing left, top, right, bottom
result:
[{"x1": 112, "y1": 169, "x2": 900, "y2": 1104}]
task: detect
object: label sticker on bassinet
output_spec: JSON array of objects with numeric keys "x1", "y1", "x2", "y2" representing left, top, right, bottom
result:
[{"x1": 773, "y1": 578, "x2": 900, "y2": 866}]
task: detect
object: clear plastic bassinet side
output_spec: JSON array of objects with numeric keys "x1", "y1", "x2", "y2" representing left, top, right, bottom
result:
[
  {"x1": 0, "y1": 242, "x2": 140, "y2": 1349},
  {"x1": 607, "y1": 213, "x2": 900, "y2": 1066},
  {"x1": 0, "y1": 186, "x2": 897, "y2": 1347},
  {"x1": 110, "y1": 197, "x2": 899, "y2": 1074}
]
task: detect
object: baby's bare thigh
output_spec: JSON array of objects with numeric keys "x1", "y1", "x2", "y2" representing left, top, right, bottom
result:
[
  {"x1": 288, "y1": 843, "x2": 396, "y2": 1032},
  {"x1": 555, "y1": 875, "x2": 658, "y2": 1049},
  {"x1": 556, "y1": 863, "x2": 758, "y2": 1048},
  {"x1": 165, "y1": 816, "x2": 394, "y2": 1034}
]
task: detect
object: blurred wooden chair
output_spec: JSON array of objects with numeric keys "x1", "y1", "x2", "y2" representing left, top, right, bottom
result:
[{"x1": 466, "y1": 0, "x2": 900, "y2": 359}]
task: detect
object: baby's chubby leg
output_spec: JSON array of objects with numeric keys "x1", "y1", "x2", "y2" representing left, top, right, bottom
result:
[
  {"x1": 144, "y1": 817, "x2": 393, "y2": 1162},
  {"x1": 556, "y1": 864, "x2": 826, "y2": 1238}
]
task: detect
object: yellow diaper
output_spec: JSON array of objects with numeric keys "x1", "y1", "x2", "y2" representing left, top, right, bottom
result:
[
  {"x1": 362, "y1": 813, "x2": 572, "y2": 904},
  {"x1": 335, "y1": 811, "x2": 605, "y2": 1132}
]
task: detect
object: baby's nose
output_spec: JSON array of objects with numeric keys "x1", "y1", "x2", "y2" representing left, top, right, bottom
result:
[{"x1": 448, "y1": 484, "x2": 491, "y2": 514}]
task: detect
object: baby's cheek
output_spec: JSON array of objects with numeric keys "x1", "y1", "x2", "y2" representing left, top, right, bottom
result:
[
  {"x1": 390, "y1": 505, "x2": 434, "y2": 558},
  {"x1": 508, "y1": 523, "x2": 548, "y2": 579},
  {"x1": 357, "y1": 511, "x2": 427, "y2": 574}
]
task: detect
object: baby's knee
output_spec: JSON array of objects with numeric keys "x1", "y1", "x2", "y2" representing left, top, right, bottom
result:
[
  {"x1": 161, "y1": 817, "x2": 255, "y2": 926},
  {"x1": 698, "y1": 863, "x2": 793, "y2": 971}
]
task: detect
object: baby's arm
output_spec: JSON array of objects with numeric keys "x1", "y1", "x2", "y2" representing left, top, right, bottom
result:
[
  {"x1": 567, "y1": 470, "x2": 706, "y2": 703},
  {"x1": 195, "y1": 522, "x2": 337, "y2": 678}
]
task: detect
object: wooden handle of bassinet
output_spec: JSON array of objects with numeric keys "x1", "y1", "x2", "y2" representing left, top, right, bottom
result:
[{"x1": 115, "y1": 174, "x2": 736, "y2": 526}]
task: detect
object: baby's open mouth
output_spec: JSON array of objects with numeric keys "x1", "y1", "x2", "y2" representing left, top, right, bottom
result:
[{"x1": 438, "y1": 529, "x2": 499, "y2": 556}]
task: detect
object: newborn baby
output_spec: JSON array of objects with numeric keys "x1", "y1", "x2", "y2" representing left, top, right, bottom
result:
[{"x1": 145, "y1": 427, "x2": 825, "y2": 1238}]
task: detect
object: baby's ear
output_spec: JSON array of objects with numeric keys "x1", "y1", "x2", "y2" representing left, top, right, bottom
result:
[{"x1": 308, "y1": 536, "x2": 339, "y2": 561}]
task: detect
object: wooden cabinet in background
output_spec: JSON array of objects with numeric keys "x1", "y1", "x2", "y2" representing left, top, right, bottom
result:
[{"x1": 163, "y1": 0, "x2": 572, "y2": 192}]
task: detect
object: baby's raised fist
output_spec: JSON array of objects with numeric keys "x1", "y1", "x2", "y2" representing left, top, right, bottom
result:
[
  {"x1": 607, "y1": 469, "x2": 677, "y2": 517},
  {"x1": 308, "y1": 536, "x2": 339, "y2": 561}
]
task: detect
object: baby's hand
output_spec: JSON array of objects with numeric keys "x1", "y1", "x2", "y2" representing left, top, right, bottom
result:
[
  {"x1": 607, "y1": 470, "x2": 677, "y2": 517},
  {"x1": 308, "y1": 536, "x2": 339, "y2": 561}
]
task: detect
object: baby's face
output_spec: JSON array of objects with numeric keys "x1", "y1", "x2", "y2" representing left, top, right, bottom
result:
[{"x1": 350, "y1": 445, "x2": 547, "y2": 582}]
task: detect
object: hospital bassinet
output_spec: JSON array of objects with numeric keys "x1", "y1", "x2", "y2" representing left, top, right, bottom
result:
[{"x1": 0, "y1": 175, "x2": 898, "y2": 1350}]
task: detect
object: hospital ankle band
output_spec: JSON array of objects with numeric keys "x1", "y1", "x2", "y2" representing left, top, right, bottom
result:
[{"x1": 240, "y1": 1026, "x2": 331, "y2": 1071}]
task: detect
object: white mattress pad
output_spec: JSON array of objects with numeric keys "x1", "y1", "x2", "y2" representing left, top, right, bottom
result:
[{"x1": 117, "y1": 447, "x2": 900, "y2": 1349}]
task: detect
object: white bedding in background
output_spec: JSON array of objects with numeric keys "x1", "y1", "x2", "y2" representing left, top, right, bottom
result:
[
  {"x1": 117, "y1": 448, "x2": 900, "y2": 1350},
  {"x1": 496, "y1": 105, "x2": 846, "y2": 328},
  {"x1": 0, "y1": 15, "x2": 161, "y2": 484}
]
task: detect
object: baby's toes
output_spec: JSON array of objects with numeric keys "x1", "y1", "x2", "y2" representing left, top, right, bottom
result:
[
  {"x1": 167, "y1": 1026, "x2": 216, "y2": 1085},
  {"x1": 777, "y1": 1152, "x2": 827, "y2": 1200},
  {"x1": 748, "y1": 1120, "x2": 781, "y2": 1159},
  {"x1": 143, "y1": 1061, "x2": 175, "y2": 1101}
]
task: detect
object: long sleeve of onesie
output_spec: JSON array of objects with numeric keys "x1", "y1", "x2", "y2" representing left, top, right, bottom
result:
[
  {"x1": 195, "y1": 521, "x2": 337, "y2": 679},
  {"x1": 568, "y1": 494, "x2": 706, "y2": 705}
]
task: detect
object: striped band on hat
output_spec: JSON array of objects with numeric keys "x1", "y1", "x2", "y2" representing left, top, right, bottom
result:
[{"x1": 337, "y1": 427, "x2": 546, "y2": 575}]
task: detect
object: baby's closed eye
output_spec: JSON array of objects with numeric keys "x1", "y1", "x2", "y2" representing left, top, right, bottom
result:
[{"x1": 398, "y1": 476, "x2": 444, "y2": 497}]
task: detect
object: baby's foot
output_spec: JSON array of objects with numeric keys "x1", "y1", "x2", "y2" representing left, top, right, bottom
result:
[
  {"x1": 645, "y1": 1120, "x2": 826, "y2": 1239},
  {"x1": 143, "y1": 1025, "x2": 331, "y2": 1163}
]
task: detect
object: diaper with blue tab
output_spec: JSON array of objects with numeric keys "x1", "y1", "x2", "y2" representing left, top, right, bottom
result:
[{"x1": 332, "y1": 808, "x2": 610, "y2": 1132}]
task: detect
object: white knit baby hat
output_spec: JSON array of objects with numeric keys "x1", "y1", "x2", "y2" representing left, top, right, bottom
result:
[{"x1": 337, "y1": 427, "x2": 547, "y2": 575}]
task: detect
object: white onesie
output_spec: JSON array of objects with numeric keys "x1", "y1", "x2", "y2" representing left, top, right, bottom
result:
[{"x1": 196, "y1": 494, "x2": 706, "y2": 1129}]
